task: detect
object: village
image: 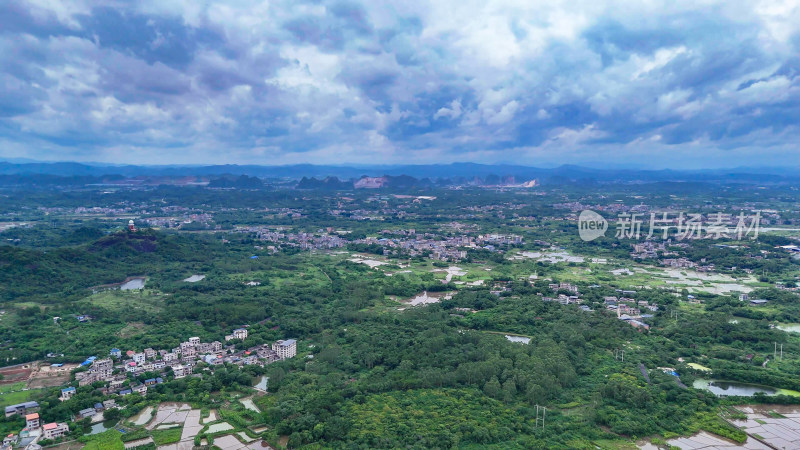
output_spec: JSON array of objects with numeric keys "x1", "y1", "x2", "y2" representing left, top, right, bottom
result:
[
  {"x1": 239, "y1": 224, "x2": 524, "y2": 262},
  {"x1": 2, "y1": 328, "x2": 298, "y2": 450},
  {"x1": 537, "y1": 282, "x2": 661, "y2": 331}
]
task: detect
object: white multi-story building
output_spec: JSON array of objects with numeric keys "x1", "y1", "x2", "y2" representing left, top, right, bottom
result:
[
  {"x1": 233, "y1": 328, "x2": 248, "y2": 340},
  {"x1": 25, "y1": 413, "x2": 40, "y2": 429},
  {"x1": 272, "y1": 339, "x2": 297, "y2": 359},
  {"x1": 171, "y1": 364, "x2": 192, "y2": 379},
  {"x1": 59, "y1": 387, "x2": 76, "y2": 401},
  {"x1": 132, "y1": 353, "x2": 145, "y2": 364},
  {"x1": 93, "y1": 359, "x2": 113, "y2": 371},
  {"x1": 226, "y1": 328, "x2": 248, "y2": 341}
]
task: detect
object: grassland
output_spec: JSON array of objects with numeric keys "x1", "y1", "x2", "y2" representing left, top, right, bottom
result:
[
  {"x1": 0, "y1": 388, "x2": 35, "y2": 408},
  {"x1": 152, "y1": 427, "x2": 183, "y2": 445},
  {"x1": 86, "y1": 289, "x2": 165, "y2": 312},
  {"x1": 80, "y1": 429, "x2": 124, "y2": 450}
]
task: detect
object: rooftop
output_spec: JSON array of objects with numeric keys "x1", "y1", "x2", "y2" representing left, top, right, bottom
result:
[{"x1": 4, "y1": 401, "x2": 39, "y2": 413}]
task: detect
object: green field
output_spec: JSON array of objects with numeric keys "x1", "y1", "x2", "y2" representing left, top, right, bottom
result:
[
  {"x1": 86, "y1": 289, "x2": 165, "y2": 312},
  {"x1": 152, "y1": 427, "x2": 182, "y2": 445},
  {"x1": 81, "y1": 429, "x2": 124, "y2": 450},
  {"x1": 0, "y1": 389, "x2": 35, "y2": 408},
  {"x1": 0, "y1": 382, "x2": 26, "y2": 394}
]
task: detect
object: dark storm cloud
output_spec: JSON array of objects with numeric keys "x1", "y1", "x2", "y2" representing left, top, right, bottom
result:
[{"x1": 76, "y1": 7, "x2": 224, "y2": 69}]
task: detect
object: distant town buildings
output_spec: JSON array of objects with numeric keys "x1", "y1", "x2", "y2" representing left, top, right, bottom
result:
[{"x1": 237, "y1": 225, "x2": 523, "y2": 262}]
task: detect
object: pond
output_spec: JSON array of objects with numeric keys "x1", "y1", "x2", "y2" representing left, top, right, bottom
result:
[
  {"x1": 120, "y1": 277, "x2": 146, "y2": 290},
  {"x1": 88, "y1": 420, "x2": 115, "y2": 435},
  {"x1": 348, "y1": 257, "x2": 386, "y2": 268},
  {"x1": 183, "y1": 275, "x2": 206, "y2": 282},
  {"x1": 505, "y1": 335, "x2": 531, "y2": 344},
  {"x1": 777, "y1": 323, "x2": 800, "y2": 333},
  {"x1": 638, "y1": 431, "x2": 767, "y2": 450},
  {"x1": 206, "y1": 422, "x2": 234, "y2": 433},
  {"x1": 240, "y1": 398, "x2": 260, "y2": 413},
  {"x1": 254, "y1": 375, "x2": 268, "y2": 391},
  {"x1": 130, "y1": 405, "x2": 154, "y2": 425},
  {"x1": 404, "y1": 290, "x2": 455, "y2": 306},
  {"x1": 692, "y1": 379, "x2": 792, "y2": 397},
  {"x1": 519, "y1": 251, "x2": 584, "y2": 263}
]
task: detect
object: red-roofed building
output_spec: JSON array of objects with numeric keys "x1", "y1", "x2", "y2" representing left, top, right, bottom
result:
[
  {"x1": 43, "y1": 422, "x2": 69, "y2": 439},
  {"x1": 3, "y1": 434, "x2": 17, "y2": 447},
  {"x1": 25, "y1": 413, "x2": 39, "y2": 429}
]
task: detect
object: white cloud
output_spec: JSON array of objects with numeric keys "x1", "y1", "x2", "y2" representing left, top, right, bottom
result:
[
  {"x1": 486, "y1": 100, "x2": 519, "y2": 125},
  {"x1": 631, "y1": 46, "x2": 688, "y2": 80},
  {"x1": 1, "y1": 0, "x2": 799, "y2": 167},
  {"x1": 433, "y1": 100, "x2": 462, "y2": 120}
]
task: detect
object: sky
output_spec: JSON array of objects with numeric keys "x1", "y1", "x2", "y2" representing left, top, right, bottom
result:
[{"x1": 1, "y1": 0, "x2": 800, "y2": 168}]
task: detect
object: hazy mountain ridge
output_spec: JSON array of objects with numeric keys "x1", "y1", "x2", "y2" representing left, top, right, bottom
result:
[{"x1": 1, "y1": 160, "x2": 799, "y2": 186}]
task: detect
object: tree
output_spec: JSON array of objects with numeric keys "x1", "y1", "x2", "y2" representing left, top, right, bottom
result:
[
  {"x1": 103, "y1": 408, "x2": 121, "y2": 422},
  {"x1": 501, "y1": 379, "x2": 517, "y2": 402},
  {"x1": 483, "y1": 376, "x2": 502, "y2": 399}
]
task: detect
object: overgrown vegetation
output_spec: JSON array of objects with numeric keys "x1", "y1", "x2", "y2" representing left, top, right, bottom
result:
[{"x1": 1, "y1": 183, "x2": 799, "y2": 447}]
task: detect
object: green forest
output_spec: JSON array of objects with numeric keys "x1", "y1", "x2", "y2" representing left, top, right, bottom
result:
[{"x1": 1, "y1": 184, "x2": 800, "y2": 448}]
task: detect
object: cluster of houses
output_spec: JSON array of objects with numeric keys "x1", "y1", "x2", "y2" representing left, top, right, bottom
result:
[
  {"x1": 534, "y1": 282, "x2": 662, "y2": 330},
  {"x1": 69, "y1": 329, "x2": 297, "y2": 399},
  {"x1": 3, "y1": 330, "x2": 298, "y2": 449},
  {"x1": 738, "y1": 293, "x2": 769, "y2": 306},
  {"x1": 3, "y1": 407, "x2": 69, "y2": 450},
  {"x1": 549, "y1": 282, "x2": 579, "y2": 294},
  {"x1": 631, "y1": 241, "x2": 669, "y2": 259},
  {"x1": 239, "y1": 224, "x2": 523, "y2": 263},
  {"x1": 346, "y1": 232, "x2": 522, "y2": 262},
  {"x1": 246, "y1": 227, "x2": 349, "y2": 250},
  {"x1": 660, "y1": 257, "x2": 715, "y2": 272},
  {"x1": 603, "y1": 294, "x2": 659, "y2": 330},
  {"x1": 540, "y1": 282, "x2": 582, "y2": 305}
]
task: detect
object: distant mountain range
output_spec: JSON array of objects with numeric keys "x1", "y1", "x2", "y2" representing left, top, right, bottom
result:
[{"x1": 1, "y1": 160, "x2": 799, "y2": 186}]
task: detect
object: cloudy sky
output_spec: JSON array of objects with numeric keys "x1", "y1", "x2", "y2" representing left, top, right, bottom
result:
[{"x1": 1, "y1": 0, "x2": 800, "y2": 168}]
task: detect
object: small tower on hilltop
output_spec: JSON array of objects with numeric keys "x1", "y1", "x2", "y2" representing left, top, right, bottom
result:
[{"x1": 128, "y1": 220, "x2": 136, "y2": 232}]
